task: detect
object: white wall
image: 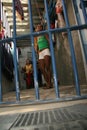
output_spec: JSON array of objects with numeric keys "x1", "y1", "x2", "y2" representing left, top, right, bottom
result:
[{"x1": 18, "y1": 46, "x2": 32, "y2": 89}]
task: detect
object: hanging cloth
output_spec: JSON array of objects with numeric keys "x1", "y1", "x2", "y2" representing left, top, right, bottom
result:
[{"x1": 15, "y1": 0, "x2": 24, "y2": 20}]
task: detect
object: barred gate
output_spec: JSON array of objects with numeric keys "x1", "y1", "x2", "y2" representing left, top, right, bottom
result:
[{"x1": 0, "y1": 0, "x2": 87, "y2": 105}]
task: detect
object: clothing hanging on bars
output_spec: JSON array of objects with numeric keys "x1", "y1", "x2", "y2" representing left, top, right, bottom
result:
[{"x1": 1, "y1": 44, "x2": 14, "y2": 81}]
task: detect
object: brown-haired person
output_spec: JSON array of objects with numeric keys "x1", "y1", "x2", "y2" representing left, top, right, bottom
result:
[{"x1": 34, "y1": 24, "x2": 52, "y2": 89}]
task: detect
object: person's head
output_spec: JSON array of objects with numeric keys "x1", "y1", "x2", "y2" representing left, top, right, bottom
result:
[
  {"x1": 35, "y1": 24, "x2": 43, "y2": 32},
  {"x1": 26, "y1": 59, "x2": 30, "y2": 65}
]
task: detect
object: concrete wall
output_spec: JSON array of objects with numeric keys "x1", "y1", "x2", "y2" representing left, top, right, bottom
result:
[
  {"x1": 18, "y1": 46, "x2": 32, "y2": 89},
  {"x1": 55, "y1": 0, "x2": 86, "y2": 85}
]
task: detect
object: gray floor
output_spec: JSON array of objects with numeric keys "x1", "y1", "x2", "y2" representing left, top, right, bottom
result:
[
  {"x1": 2, "y1": 85, "x2": 87, "y2": 102},
  {"x1": 0, "y1": 99, "x2": 87, "y2": 130}
]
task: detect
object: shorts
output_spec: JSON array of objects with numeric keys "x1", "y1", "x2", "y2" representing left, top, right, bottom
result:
[{"x1": 39, "y1": 48, "x2": 51, "y2": 59}]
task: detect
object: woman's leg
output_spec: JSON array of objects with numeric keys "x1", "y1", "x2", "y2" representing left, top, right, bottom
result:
[
  {"x1": 38, "y1": 59, "x2": 49, "y2": 85},
  {"x1": 44, "y1": 55, "x2": 52, "y2": 88}
]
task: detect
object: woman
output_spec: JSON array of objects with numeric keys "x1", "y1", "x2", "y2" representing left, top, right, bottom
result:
[{"x1": 34, "y1": 24, "x2": 52, "y2": 89}]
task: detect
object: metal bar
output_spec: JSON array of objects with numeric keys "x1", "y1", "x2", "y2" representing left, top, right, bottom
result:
[
  {"x1": 0, "y1": 1, "x2": 2, "y2": 102},
  {"x1": 12, "y1": 0, "x2": 20, "y2": 101},
  {"x1": 0, "y1": 24, "x2": 87, "y2": 44},
  {"x1": 72, "y1": 0, "x2": 87, "y2": 77},
  {"x1": 80, "y1": 0, "x2": 87, "y2": 24},
  {"x1": 0, "y1": 38, "x2": 13, "y2": 44},
  {"x1": 0, "y1": 94, "x2": 87, "y2": 106},
  {"x1": 0, "y1": 44, "x2": 2, "y2": 102},
  {"x1": 28, "y1": 0, "x2": 40, "y2": 100},
  {"x1": 62, "y1": 0, "x2": 80, "y2": 96},
  {"x1": 44, "y1": 0, "x2": 60, "y2": 98}
]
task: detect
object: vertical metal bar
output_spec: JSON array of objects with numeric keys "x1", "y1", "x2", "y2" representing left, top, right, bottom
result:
[
  {"x1": 0, "y1": 44, "x2": 2, "y2": 102},
  {"x1": 12, "y1": 0, "x2": 20, "y2": 101},
  {"x1": 0, "y1": 1, "x2": 2, "y2": 102},
  {"x1": 44, "y1": 0, "x2": 60, "y2": 98},
  {"x1": 0, "y1": 0, "x2": 1, "y2": 19},
  {"x1": 72, "y1": 0, "x2": 87, "y2": 81},
  {"x1": 80, "y1": 0, "x2": 87, "y2": 24},
  {"x1": 62, "y1": 0, "x2": 80, "y2": 96},
  {"x1": 28, "y1": 0, "x2": 40, "y2": 100}
]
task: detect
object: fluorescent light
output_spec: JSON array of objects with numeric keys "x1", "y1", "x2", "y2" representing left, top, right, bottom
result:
[
  {"x1": 9, "y1": 22, "x2": 29, "y2": 26},
  {"x1": 11, "y1": 29, "x2": 29, "y2": 32}
]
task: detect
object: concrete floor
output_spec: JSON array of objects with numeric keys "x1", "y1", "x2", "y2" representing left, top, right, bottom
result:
[
  {"x1": 2, "y1": 85, "x2": 87, "y2": 102},
  {"x1": 0, "y1": 99, "x2": 87, "y2": 130}
]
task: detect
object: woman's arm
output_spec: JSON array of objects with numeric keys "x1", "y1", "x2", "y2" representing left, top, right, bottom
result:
[{"x1": 34, "y1": 37, "x2": 39, "y2": 53}]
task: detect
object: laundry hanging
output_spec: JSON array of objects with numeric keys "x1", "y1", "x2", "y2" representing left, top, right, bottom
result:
[
  {"x1": 55, "y1": 0, "x2": 67, "y2": 38},
  {"x1": 15, "y1": 0, "x2": 24, "y2": 20},
  {"x1": 1, "y1": 44, "x2": 14, "y2": 81}
]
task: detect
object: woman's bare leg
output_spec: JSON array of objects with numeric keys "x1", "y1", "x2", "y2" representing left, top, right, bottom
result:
[
  {"x1": 44, "y1": 55, "x2": 52, "y2": 88},
  {"x1": 38, "y1": 59, "x2": 49, "y2": 85}
]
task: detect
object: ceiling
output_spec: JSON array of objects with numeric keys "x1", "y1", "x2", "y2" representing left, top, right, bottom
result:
[{"x1": 2, "y1": 0, "x2": 46, "y2": 36}]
